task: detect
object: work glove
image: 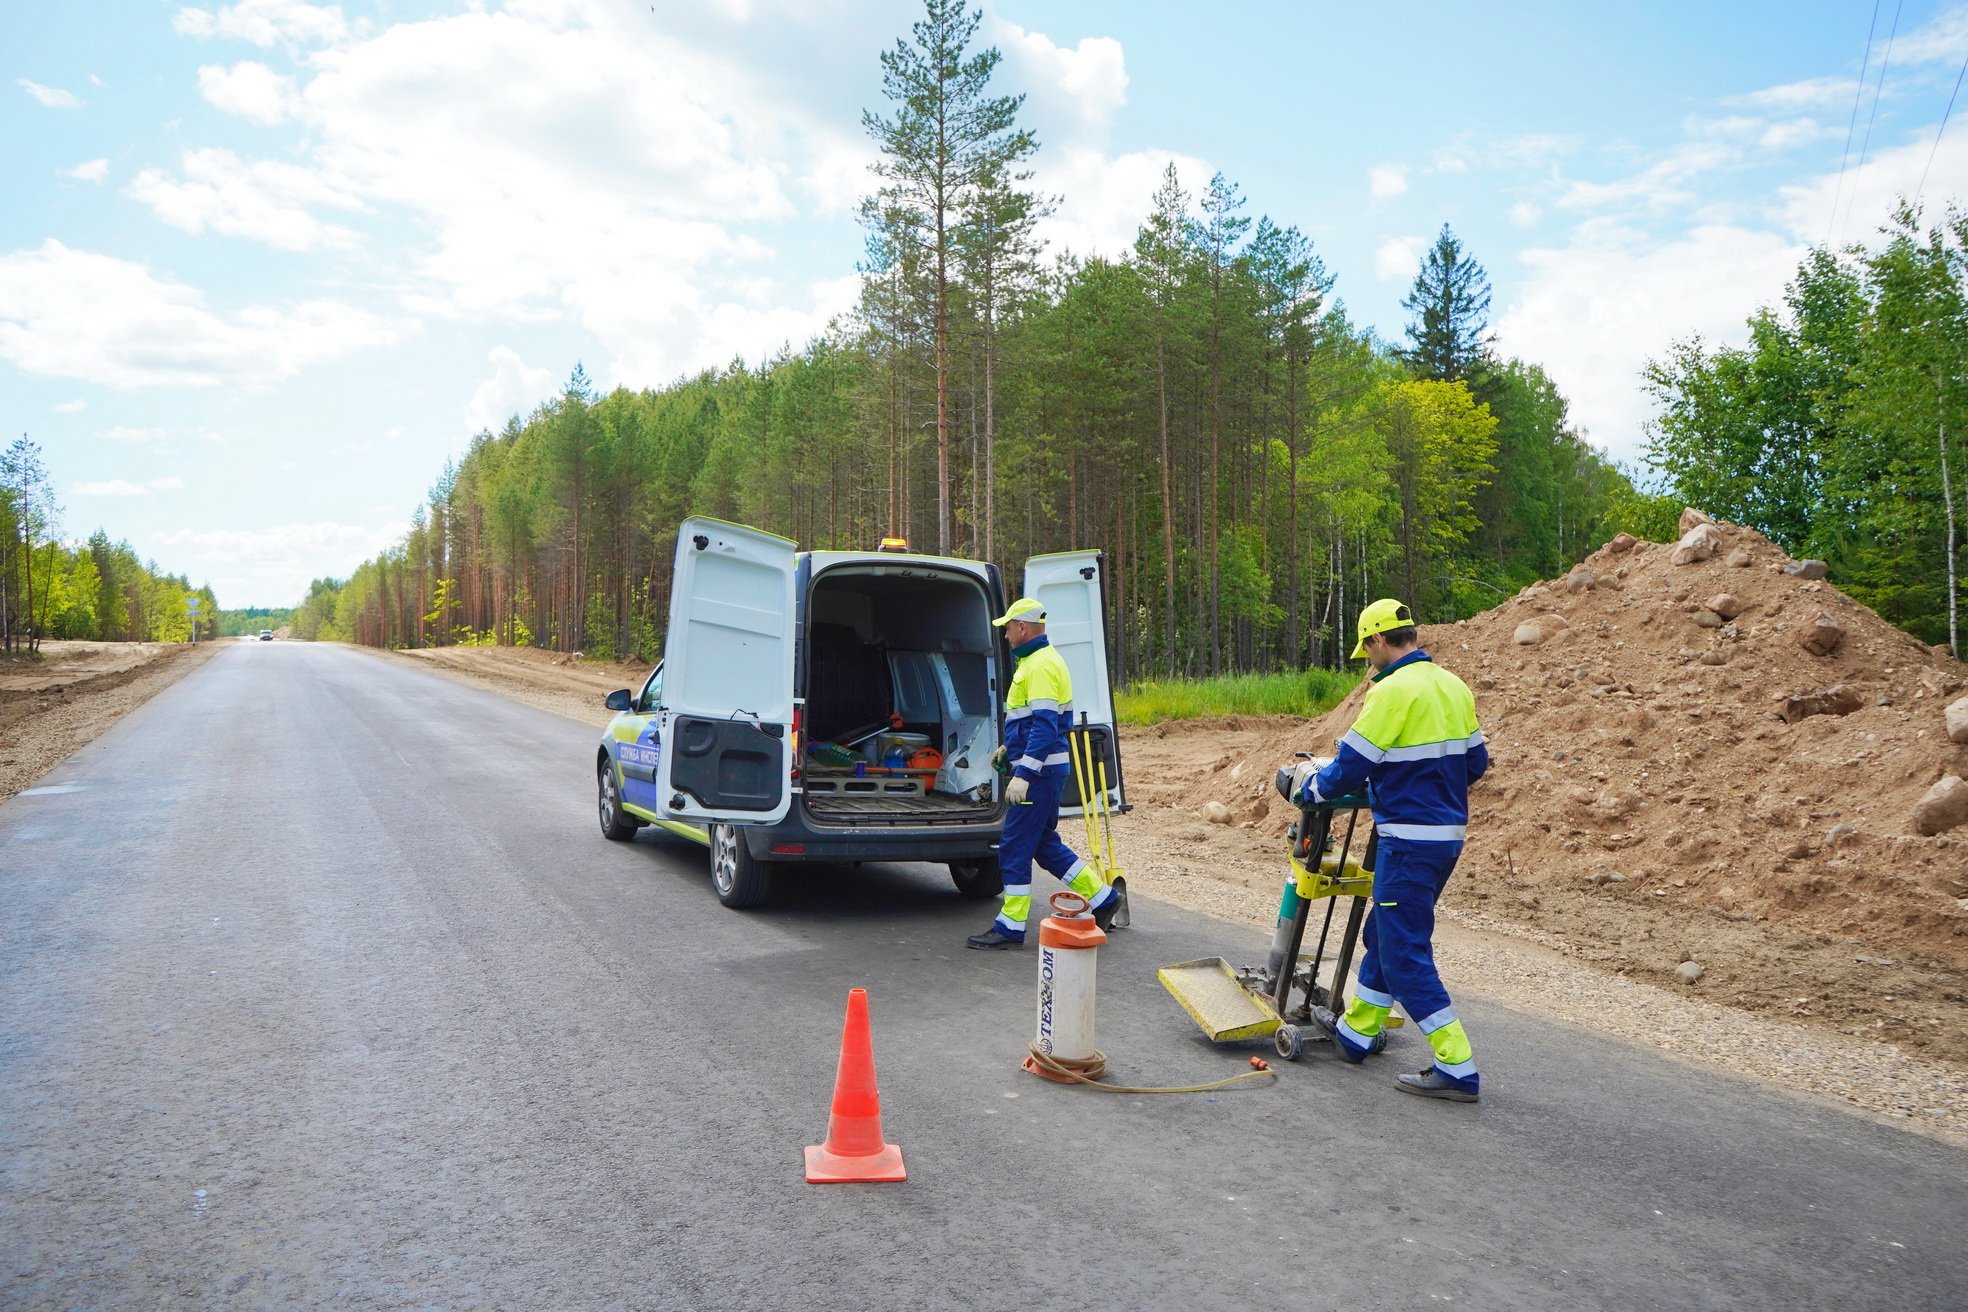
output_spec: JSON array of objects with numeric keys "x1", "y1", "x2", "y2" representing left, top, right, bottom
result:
[
  {"x1": 990, "y1": 744, "x2": 1007, "y2": 769},
  {"x1": 1005, "y1": 775, "x2": 1030, "y2": 805},
  {"x1": 1286, "y1": 756, "x2": 1333, "y2": 804}
]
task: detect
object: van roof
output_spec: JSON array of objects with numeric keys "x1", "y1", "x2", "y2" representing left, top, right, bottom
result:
[{"x1": 804, "y1": 549, "x2": 992, "y2": 574}]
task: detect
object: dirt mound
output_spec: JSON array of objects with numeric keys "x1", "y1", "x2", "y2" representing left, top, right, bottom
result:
[{"x1": 1154, "y1": 514, "x2": 1968, "y2": 1058}]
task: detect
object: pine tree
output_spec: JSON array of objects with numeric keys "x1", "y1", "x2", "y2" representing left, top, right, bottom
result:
[
  {"x1": 1399, "y1": 224, "x2": 1492, "y2": 382},
  {"x1": 862, "y1": 0, "x2": 1036, "y2": 555}
]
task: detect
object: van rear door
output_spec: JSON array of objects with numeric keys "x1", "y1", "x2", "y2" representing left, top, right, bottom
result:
[
  {"x1": 655, "y1": 517, "x2": 797, "y2": 826},
  {"x1": 1022, "y1": 550, "x2": 1125, "y2": 814}
]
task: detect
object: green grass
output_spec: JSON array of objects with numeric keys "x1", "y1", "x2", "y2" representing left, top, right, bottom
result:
[{"x1": 1115, "y1": 667, "x2": 1362, "y2": 725}]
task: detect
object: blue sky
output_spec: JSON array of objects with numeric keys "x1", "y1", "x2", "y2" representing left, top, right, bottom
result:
[{"x1": 7, "y1": 0, "x2": 1968, "y2": 606}]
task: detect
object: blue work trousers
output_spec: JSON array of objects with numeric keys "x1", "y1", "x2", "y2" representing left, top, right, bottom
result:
[
  {"x1": 1353, "y1": 840, "x2": 1462, "y2": 1026},
  {"x1": 993, "y1": 773, "x2": 1088, "y2": 934}
]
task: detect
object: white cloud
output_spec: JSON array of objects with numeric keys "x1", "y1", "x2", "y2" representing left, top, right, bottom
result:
[
  {"x1": 1726, "y1": 76, "x2": 1858, "y2": 112},
  {"x1": 71, "y1": 476, "x2": 186, "y2": 497},
  {"x1": 1508, "y1": 201, "x2": 1542, "y2": 227},
  {"x1": 134, "y1": 3, "x2": 1222, "y2": 391},
  {"x1": 18, "y1": 79, "x2": 81, "y2": 109},
  {"x1": 173, "y1": 0, "x2": 349, "y2": 48},
  {"x1": 1779, "y1": 119, "x2": 1968, "y2": 242},
  {"x1": 1033, "y1": 147, "x2": 1214, "y2": 258},
  {"x1": 104, "y1": 426, "x2": 170, "y2": 443},
  {"x1": 1558, "y1": 140, "x2": 1734, "y2": 212},
  {"x1": 1493, "y1": 220, "x2": 1805, "y2": 462},
  {"x1": 1374, "y1": 235, "x2": 1426, "y2": 282},
  {"x1": 196, "y1": 61, "x2": 299, "y2": 123},
  {"x1": 993, "y1": 20, "x2": 1128, "y2": 150},
  {"x1": 1758, "y1": 117, "x2": 1829, "y2": 151},
  {"x1": 153, "y1": 519, "x2": 406, "y2": 604},
  {"x1": 53, "y1": 399, "x2": 87, "y2": 413},
  {"x1": 464, "y1": 346, "x2": 556, "y2": 434},
  {"x1": 1369, "y1": 164, "x2": 1409, "y2": 199},
  {"x1": 1897, "y1": 6, "x2": 1968, "y2": 64},
  {"x1": 127, "y1": 148, "x2": 364, "y2": 251},
  {"x1": 0, "y1": 239, "x2": 397, "y2": 388},
  {"x1": 64, "y1": 158, "x2": 110, "y2": 183},
  {"x1": 985, "y1": 22, "x2": 1210, "y2": 264}
]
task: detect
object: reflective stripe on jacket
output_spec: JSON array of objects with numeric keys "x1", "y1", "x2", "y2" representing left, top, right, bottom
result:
[
  {"x1": 1005, "y1": 636, "x2": 1073, "y2": 781},
  {"x1": 1306, "y1": 650, "x2": 1487, "y2": 843}
]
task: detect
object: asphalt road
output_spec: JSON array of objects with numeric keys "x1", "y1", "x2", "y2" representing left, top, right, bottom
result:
[{"x1": 3, "y1": 642, "x2": 1964, "y2": 1311}]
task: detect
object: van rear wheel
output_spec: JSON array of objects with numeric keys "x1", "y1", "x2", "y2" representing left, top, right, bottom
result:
[
  {"x1": 710, "y1": 824, "x2": 771, "y2": 909},
  {"x1": 948, "y1": 859, "x2": 1003, "y2": 899}
]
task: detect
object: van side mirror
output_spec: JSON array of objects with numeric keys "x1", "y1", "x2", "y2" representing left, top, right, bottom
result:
[{"x1": 604, "y1": 689, "x2": 632, "y2": 712}]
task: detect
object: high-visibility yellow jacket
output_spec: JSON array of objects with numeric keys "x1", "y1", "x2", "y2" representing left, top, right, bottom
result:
[
  {"x1": 1004, "y1": 636, "x2": 1072, "y2": 781},
  {"x1": 1304, "y1": 650, "x2": 1488, "y2": 845}
]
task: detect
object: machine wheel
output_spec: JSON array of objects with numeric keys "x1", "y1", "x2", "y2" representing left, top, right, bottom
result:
[
  {"x1": 710, "y1": 823, "x2": 771, "y2": 909},
  {"x1": 1274, "y1": 1024, "x2": 1305, "y2": 1062},
  {"x1": 597, "y1": 754, "x2": 643, "y2": 841},
  {"x1": 948, "y1": 859, "x2": 1003, "y2": 899}
]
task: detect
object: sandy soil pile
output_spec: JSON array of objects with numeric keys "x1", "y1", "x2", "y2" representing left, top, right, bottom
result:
[{"x1": 1128, "y1": 513, "x2": 1968, "y2": 1062}]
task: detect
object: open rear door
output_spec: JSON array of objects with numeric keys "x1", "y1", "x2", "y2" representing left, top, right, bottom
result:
[
  {"x1": 656, "y1": 518, "x2": 797, "y2": 826},
  {"x1": 1023, "y1": 550, "x2": 1125, "y2": 816}
]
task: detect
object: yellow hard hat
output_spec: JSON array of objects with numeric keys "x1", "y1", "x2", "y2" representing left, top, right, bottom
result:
[
  {"x1": 1350, "y1": 598, "x2": 1415, "y2": 659},
  {"x1": 992, "y1": 597, "x2": 1046, "y2": 627}
]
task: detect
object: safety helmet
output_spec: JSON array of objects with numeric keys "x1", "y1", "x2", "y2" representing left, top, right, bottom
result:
[
  {"x1": 992, "y1": 597, "x2": 1046, "y2": 627},
  {"x1": 1350, "y1": 598, "x2": 1415, "y2": 659}
]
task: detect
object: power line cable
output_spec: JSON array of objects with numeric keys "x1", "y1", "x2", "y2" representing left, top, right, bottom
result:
[
  {"x1": 1829, "y1": 0, "x2": 1883, "y2": 245},
  {"x1": 1843, "y1": 0, "x2": 1904, "y2": 245},
  {"x1": 1914, "y1": 51, "x2": 1968, "y2": 206}
]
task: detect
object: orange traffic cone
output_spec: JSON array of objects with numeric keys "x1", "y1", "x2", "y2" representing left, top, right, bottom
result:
[{"x1": 804, "y1": 988, "x2": 906, "y2": 1183}]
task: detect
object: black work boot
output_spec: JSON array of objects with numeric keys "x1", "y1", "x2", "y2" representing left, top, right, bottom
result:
[
  {"x1": 1394, "y1": 1068, "x2": 1480, "y2": 1102},
  {"x1": 967, "y1": 928, "x2": 1025, "y2": 950},
  {"x1": 1091, "y1": 890, "x2": 1125, "y2": 932}
]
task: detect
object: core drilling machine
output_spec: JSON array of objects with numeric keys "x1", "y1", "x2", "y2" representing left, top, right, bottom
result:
[{"x1": 1241, "y1": 753, "x2": 1383, "y2": 1061}]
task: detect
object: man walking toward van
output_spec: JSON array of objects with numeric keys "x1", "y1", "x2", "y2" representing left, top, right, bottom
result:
[{"x1": 968, "y1": 598, "x2": 1122, "y2": 949}]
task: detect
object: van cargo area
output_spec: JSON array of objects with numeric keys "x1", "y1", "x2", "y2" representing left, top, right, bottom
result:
[{"x1": 800, "y1": 563, "x2": 1002, "y2": 825}]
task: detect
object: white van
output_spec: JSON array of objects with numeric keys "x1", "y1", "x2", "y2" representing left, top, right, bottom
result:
[{"x1": 595, "y1": 516, "x2": 1125, "y2": 909}]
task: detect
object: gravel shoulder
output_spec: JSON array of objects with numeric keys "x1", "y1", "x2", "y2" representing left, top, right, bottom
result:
[
  {"x1": 364, "y1": 643, "x2": 1968, "y2": 1150},
  {"x1": 0, "y1": 640, "x2": 223, "y2": 800}
]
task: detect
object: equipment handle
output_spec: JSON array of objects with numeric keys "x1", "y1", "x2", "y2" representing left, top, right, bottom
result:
[{"x1": 1049, "y1": 890, "x2": 1090, "y2": 917}]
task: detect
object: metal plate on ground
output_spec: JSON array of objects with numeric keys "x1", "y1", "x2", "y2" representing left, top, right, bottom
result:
[{"x1": 1157, "y1": 957, "x2": 1282, "y2": 1042}]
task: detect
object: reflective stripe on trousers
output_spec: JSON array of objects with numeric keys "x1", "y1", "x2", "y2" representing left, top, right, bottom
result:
[
  {"x1": 1346, "y1": 841, "x2": 1476, "y2": 1076},
  {"x1": 993, "y1": 773, "x2": 1111, "y2": 934}
]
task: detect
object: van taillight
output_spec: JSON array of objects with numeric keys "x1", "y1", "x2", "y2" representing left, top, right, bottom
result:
[{"x1": 790, "y1": 707, "x2": 802, "y2": 778}]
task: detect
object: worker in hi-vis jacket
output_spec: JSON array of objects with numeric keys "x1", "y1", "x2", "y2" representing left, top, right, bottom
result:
[
  {"x1": 967, "y1": 597, "x2": 1122, "y2": 949},
  {"x1": 1291, "y1": 598, "x2": 1488, "y2": 1101}
]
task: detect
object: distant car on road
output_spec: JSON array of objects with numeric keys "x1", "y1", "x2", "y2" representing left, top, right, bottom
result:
[{"x1": 259, "y1": 630, "x2": 274, "y2": 641}]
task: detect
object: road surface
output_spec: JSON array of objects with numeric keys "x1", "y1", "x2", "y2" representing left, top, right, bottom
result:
[{"x1": 3, "y1": 642, "x2": 1963, "y2": 1310}]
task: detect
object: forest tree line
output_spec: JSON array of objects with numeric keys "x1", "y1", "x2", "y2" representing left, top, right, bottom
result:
[
  {"x1": 300, "y1": 0, "x2": 1962, "y2": 670},
  {"x1": 1, "y1": 437, "x2": 220, "y2": 650},
  {"x1": 294, "y1": 3, "x2": 1671, "y2": 674}
]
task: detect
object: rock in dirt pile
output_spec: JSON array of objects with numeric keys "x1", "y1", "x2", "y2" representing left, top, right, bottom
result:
[{"x1": 1191, "y1": 511, "x2": 1968, "y2": 977}]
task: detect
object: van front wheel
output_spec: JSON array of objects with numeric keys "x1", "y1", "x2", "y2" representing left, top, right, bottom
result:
[
  {"x1": 710, "y1": 824, "x2": 771, "y2": 909},
  {"x1": 598, "y1": 754, "x2": 643, "y2": 841},
  {"x1": 949, "y1": 859, "x2": 1003, "y2": 899}
]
